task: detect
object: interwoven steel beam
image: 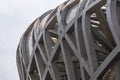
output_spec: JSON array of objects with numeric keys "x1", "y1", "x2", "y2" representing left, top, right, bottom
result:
[{"x1": 16, "y1": 0, "x2": 120, "y2": 80}]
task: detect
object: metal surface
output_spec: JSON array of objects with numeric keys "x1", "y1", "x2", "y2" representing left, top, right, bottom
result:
[{"x1": 16, "y1": 0, "x2": 120, "y2": 80}]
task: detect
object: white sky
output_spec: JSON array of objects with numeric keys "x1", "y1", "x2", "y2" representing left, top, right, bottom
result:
[{"x1": 0, "y1": 0, "x2": 65, "y2": 80}]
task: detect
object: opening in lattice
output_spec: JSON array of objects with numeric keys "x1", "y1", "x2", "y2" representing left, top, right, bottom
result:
[
  {"x1": 90, "y1": 4, "x2": 116, "y2": 66},
  {"x1": 45, "y1": 72, "x2": 53, "y2": 80},
  {"x1": 45, "y1": 30, "x2": 58, "y2": 51},
  {"x1": 45, "y1": 16, "x2": 59, "y2": 55},
  {"x1": 61, "y1": 38, "x2": 81, "y2": 80},
  {"x1": 35, "y1": 47, "x2": 46, "y2": 78},
  {"x1": 46, "y1": 16, "x2": 58, "y2": 29},
  {"x1": 66, "y1": 24, "x2": 77, "y2": 48},
  {"x1": 29, "y1": 56, "x2": 40, "y2": 80},
  {"x1": 38, "y1": 35, "x2": 48, "y2": 61},
  {"x1": 51, "y1": 46, "x2": 68, "y2": 80}
]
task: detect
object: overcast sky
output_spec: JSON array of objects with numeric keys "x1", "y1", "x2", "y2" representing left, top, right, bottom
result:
[{"x1": 0, "y1": 0, "x2": 65, "y2": 80}]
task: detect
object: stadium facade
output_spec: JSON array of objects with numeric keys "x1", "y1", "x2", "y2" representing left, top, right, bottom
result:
[{"x1": 16, "y1": 0, "x2": 120, "y2": 80}]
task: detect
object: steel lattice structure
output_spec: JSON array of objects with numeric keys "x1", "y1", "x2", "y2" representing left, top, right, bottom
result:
[{"x1": 16, "y1": 0, "x2": 120, "y2": 80}]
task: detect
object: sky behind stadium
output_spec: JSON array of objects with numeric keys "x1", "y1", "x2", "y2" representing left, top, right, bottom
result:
[{"x1": 0, "y1": 0, "x2": 65, "y2": 80}]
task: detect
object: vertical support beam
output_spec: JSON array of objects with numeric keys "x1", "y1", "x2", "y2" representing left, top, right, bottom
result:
[
  {"x1": 61, "y1": 39, "x2": 76, "y2": 80},
  {"x1": 75, "y1": 18, "x2": 92, "y2": 80},
  {"x1": 114, "y1": 61, "x2": 120, "y2": 80},
  {"x1": 82, "y1": 12, "x2": 98, "y2": 72},
  {"x1": 106, "y1": 0, "x2": 120, "y2": 44}
]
